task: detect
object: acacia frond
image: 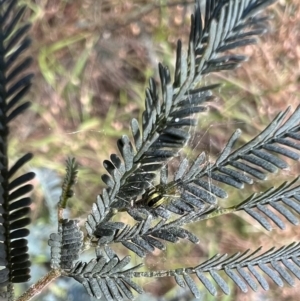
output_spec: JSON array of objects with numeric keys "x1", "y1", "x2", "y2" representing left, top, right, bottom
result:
[
  {"x1": 69, "y1": 246, "x2": 143, "y2": 300},
  {"x1": 48, "y1": 219, "x2": 83, "y2": 270},
  {"x1": 236, "y1": 177, "x2": 300, "y2": 230},
  {"x1": 58, "y1": 157, "x2": 78, "y2": 210},
  {"x1": 188, "y1": 106, "x2": 300, "y2": 204},
  {"x1": 150, "y1": 106, "x2": 300, "y2": 217},
  {"x1": 0, "y1": 0, "x2": 34, "y2": 296},
  {"x1": 131, "y1": 242, "x2": 300, "y2": 297},
  {"x1": 86, "y1": 194, "x2": 198, "y2": 256},
  {"x1": 115, "y1": 215, "x2": 198, "y2": 257},
  {"x1": 87, "y1": 0, "x2": 275, "y2": 240},
  {"x1": 95, "y1": 0, "x2": 274, "y2": 221}
]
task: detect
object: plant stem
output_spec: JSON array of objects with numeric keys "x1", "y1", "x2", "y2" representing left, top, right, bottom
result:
[
  {"x1": 16, "y1": 269, "x2": 61, "y2": 301},
  {"x1": 203, "y1": 206, "x2": 237, "y2": 220}
]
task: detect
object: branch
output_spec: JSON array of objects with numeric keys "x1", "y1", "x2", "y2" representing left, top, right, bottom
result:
[{"x1": 16, "y1": 269, "x2": 62, "y2": 301}]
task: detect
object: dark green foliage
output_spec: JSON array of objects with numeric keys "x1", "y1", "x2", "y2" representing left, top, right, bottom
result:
[
  {"x1": 85, "y1": 0, "x2": 276, "y2": 249},
  {"x1": 154, "y1": 106, "x2": 300, "y2": 218},
  {"x1": 58, "y1": 157, "x2": 78, "y2": 209},
  {"x1": 236, "y1": 177, "x2": 300, "y2": 230},
  {"x1": 49, "y1": 219, "x2": 83, "y2": 270},
  {"x1": 4, "y1": 0, "x2": 300, "y2": 301},
  {"x1": 0, "y1": 0, "x2": 34, "y2": 296},
  {"x1": 49, "y1": 158, "x2": 83, "y2": 270},
  {"x1": 122, "y1": 242, "x2": 300, "y2": 298},
  {"x1": 69, "y1": 246, "x2": 143, "y2": 301},
  {"x1": 78, "y1": 0, "x2": 300, "y2": 299},
  {"x1": 54, "y1": 0, "x2": 300, "y2": 300}
]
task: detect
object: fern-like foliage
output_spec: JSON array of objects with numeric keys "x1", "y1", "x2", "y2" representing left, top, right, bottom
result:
[
  {"x1": 42, "y1": 0, "x2": 300, "y2": 300},
  {"x1": 48, "y1": 158, "x2": 83, "y2": 271},
  {"x1": 49, "y1": 219, "x2": 83, "y2": 270},
  {"x1": 129, "y1": 242, "x2": 300, "y2": 298},
  {"x1": 236, "y1": 177, "x2": 300, "y2": 230},
  {"x1": 6, "y1": 0, "x2": 300, "y2": 301},
  {"x1": 68, "y1": 246, "x2": 143, "y2": 301},
  {"x1": 68, "y1": 242, "x2": 300, "y2": 300},
  {"x1": 58, "y1": 157, "x2": 78, "y2": 210},
  {"x1": 86, "y1": 0, "x2": 276, "y2": 250},
  {"x1": 99, "y1": 0, "x2": 275, "y2": 209},
  {"x1": 145, "y1": 105, "x2": 300, "y2": 218},
  {"x1": 0, "y1": 0, "x2": 34, "y2": 298}
]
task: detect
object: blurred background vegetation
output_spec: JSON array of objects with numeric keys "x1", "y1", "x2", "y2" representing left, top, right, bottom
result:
[{"x1": 10, "y1": 0, "x2": 300, "y2": 300}]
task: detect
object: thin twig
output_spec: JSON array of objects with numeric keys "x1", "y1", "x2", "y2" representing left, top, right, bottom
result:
[{"x1": 16, "y1": 269, "x2": 62, "y2": 301}]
